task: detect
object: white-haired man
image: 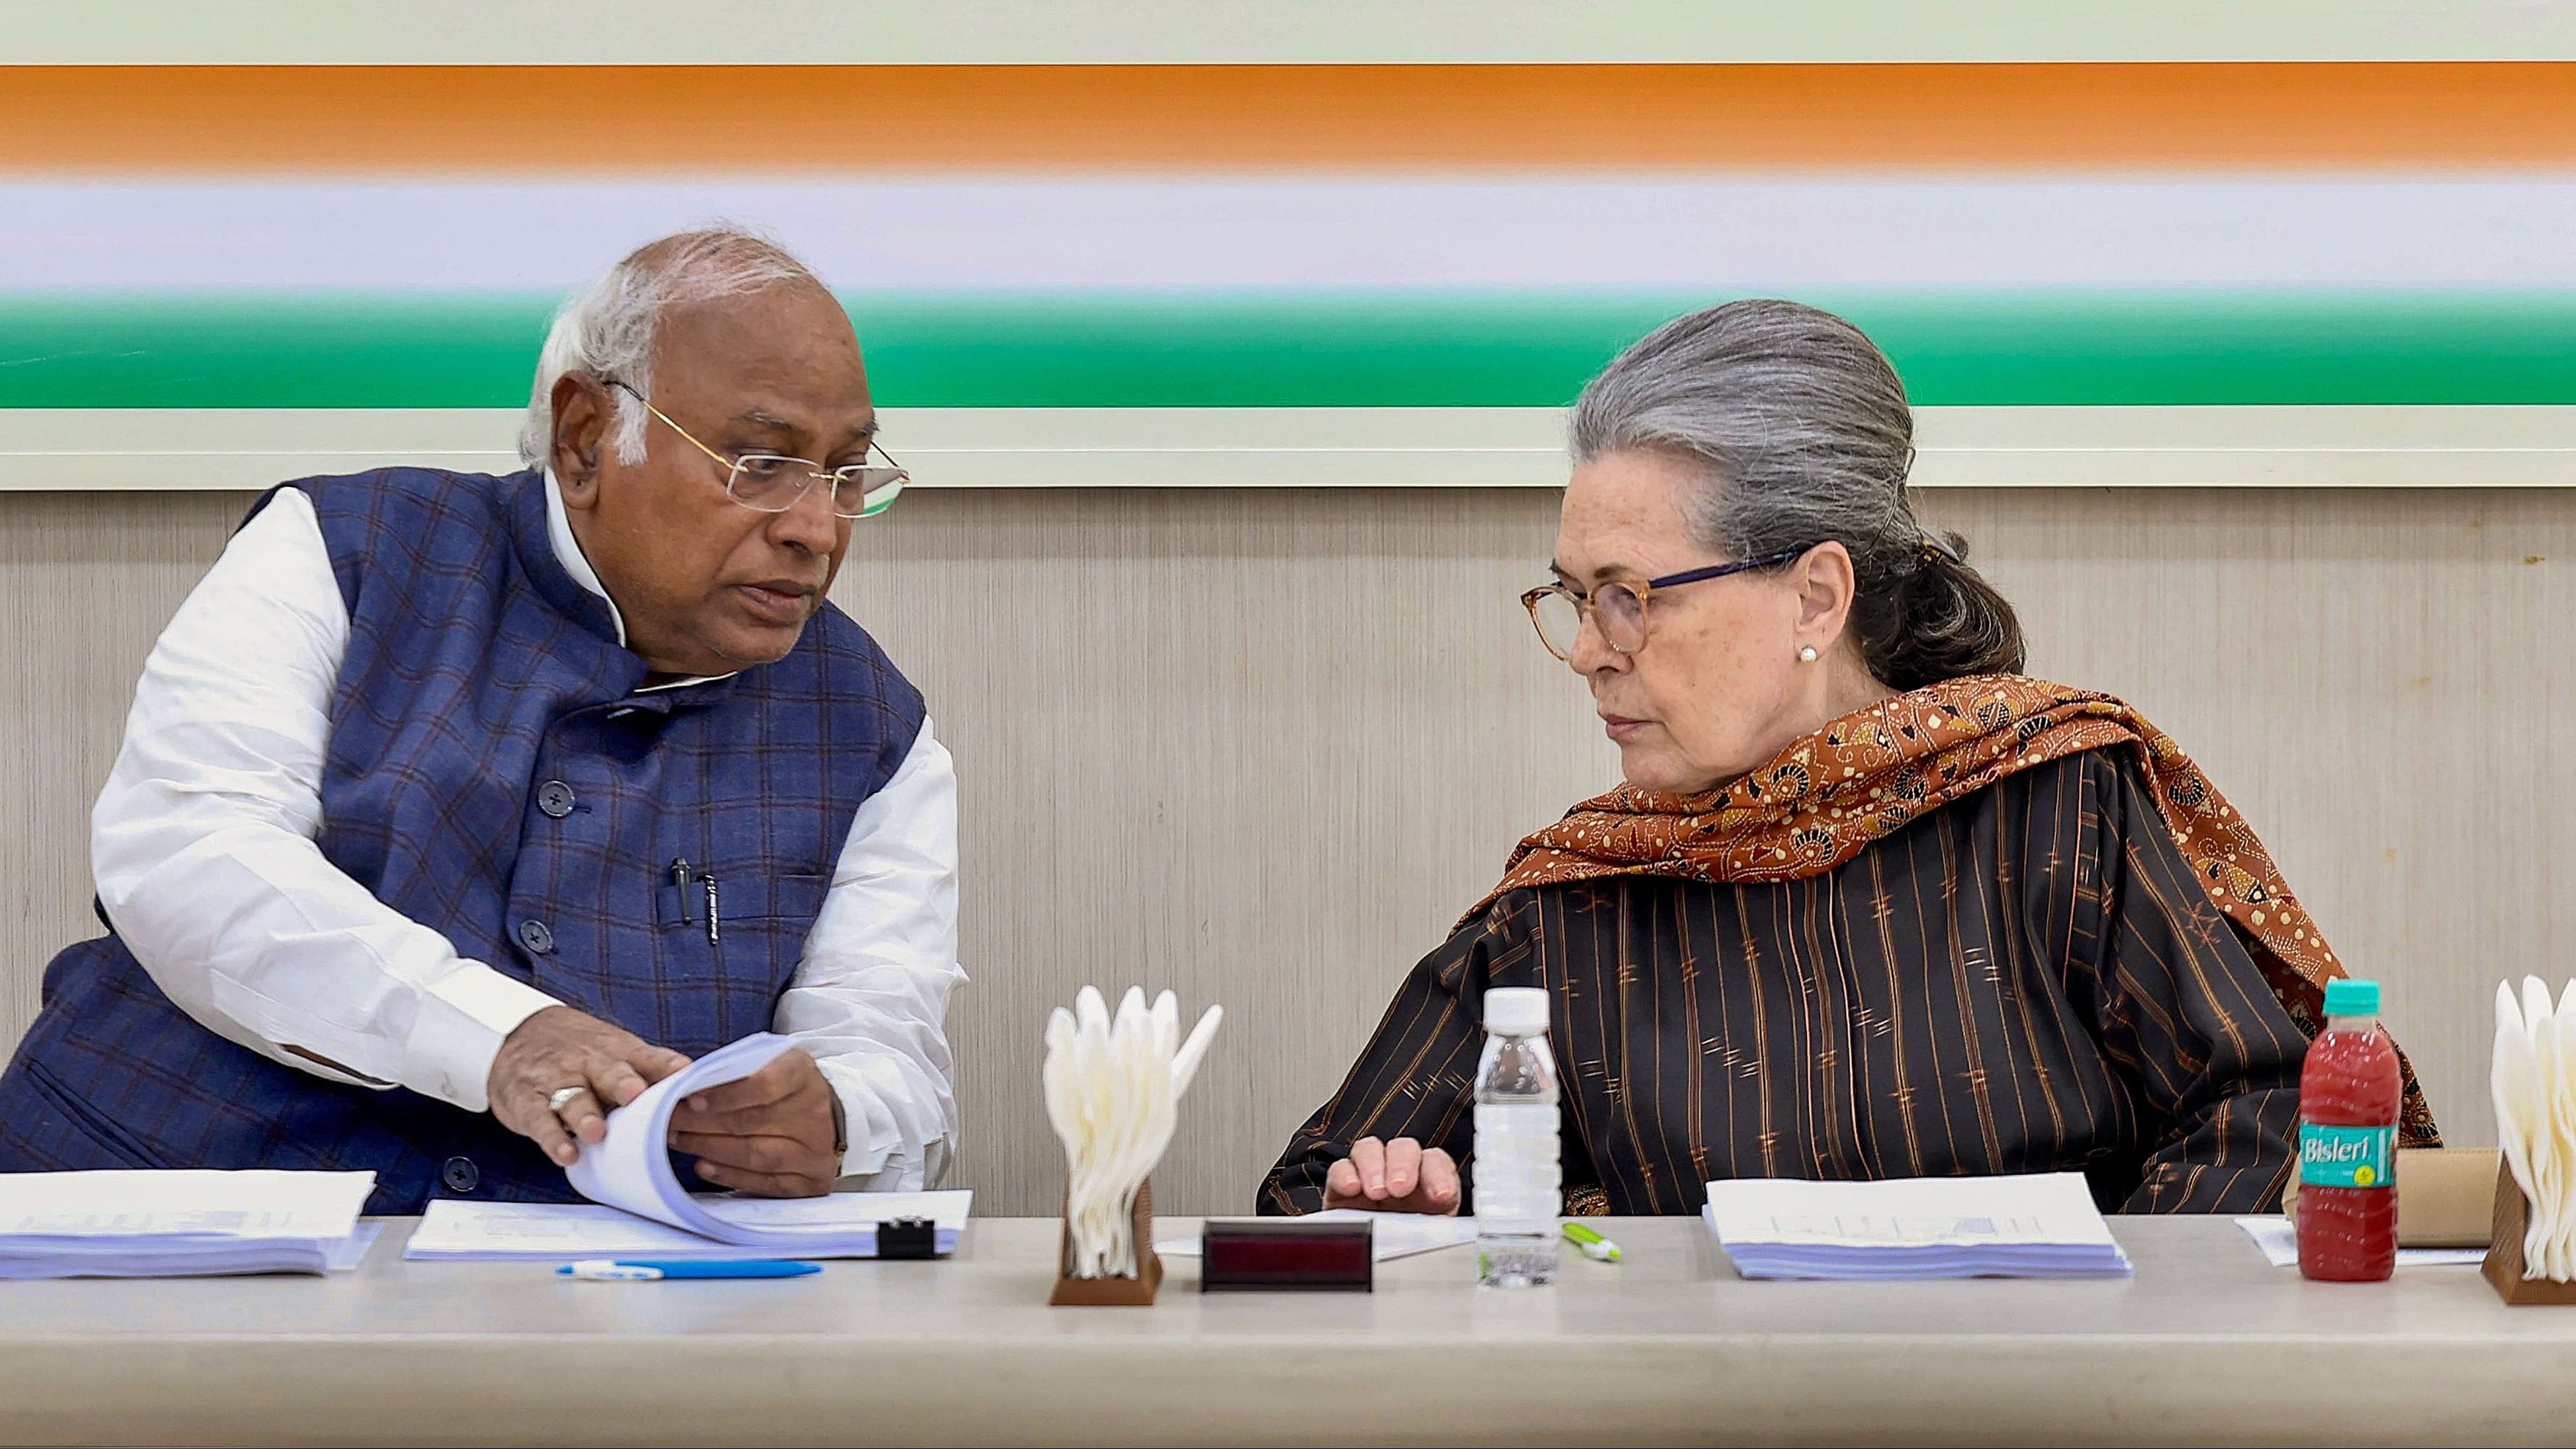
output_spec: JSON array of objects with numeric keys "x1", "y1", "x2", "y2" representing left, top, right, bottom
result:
[{"x1": 0, "y1": 230, "x2": 961, "y2": 1213}]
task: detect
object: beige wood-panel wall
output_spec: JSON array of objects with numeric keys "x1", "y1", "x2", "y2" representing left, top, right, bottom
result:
[{"x1": 1, "y1": 487, "x2": 2567, "y2": 1216}]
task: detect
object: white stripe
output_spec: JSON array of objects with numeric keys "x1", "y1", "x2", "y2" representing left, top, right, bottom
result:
[
  {"x1": 9, "y1": 0, "x2": 2573, "y2": 64},
  {"x1": 3, "y1": 407, "x2": 2572, "y2": 491},
  {"x1": 8, "y1": 179, "x2": 2576, "y2": 292}
]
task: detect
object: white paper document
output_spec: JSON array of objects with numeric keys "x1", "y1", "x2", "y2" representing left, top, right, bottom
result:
[
  {"x1": 405, "y1": 1032, "x2": 971, "y2": 1260},
  {"x1": 1156, "y1": 1211, "x2": 1481, "y2": 1262},
  {"x1": 408, "y1": 1192, "x2": 972, "y2": 1261},
  {"x1": 0, "y1": 1169, "x2": 377, "y2": 1279},
  {"x1": 2232, "y1": 1216, "x2": 2487, "y2": 1269},
  {"x1": 1704, "y1": 1172, "x2": 2133, "y2": 1280},
  {"x1": 322, "y1": 1219, "x2": 387, "y2": 1270}
]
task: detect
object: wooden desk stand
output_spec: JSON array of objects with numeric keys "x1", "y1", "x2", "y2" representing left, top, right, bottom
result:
[
  {"x1": 1049, "y1": 1178, "x2": 1162, "y2": 1307},
  {"x1": 2481, "y1": 1162, "x2": 2576, "y2": 1305}
]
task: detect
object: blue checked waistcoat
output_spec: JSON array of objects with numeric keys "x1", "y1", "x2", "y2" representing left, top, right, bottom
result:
[{"x1": 0, "y1": 468, "x2": 925, "y2": 1214}]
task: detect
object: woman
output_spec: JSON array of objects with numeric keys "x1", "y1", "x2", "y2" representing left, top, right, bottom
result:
[{"x1": 1261, "y1": 300, "x2": 2438, "y2": 1219}]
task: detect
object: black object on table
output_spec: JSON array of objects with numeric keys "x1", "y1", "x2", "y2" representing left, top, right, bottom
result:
[{"x1": 1201, "y1": 1218, "x2": 1374, "y2": 1291}]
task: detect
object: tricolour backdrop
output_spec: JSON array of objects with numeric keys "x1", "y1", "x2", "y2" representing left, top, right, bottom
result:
[{"x1": 5, "y1": 60, "x2": 2576, "y2": 488}]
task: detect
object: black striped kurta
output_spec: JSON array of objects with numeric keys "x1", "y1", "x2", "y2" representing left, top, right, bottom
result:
[{"x1": 1261, "y1": 751, "x2": 2308, "y2": 1217}]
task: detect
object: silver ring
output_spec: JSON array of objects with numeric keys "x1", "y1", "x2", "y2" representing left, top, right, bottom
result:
[{"x1": 547, "y1": 1086, "x2": 587, "y2": 1114}]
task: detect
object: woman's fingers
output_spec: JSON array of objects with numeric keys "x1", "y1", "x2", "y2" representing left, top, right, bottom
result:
[
  {"x1": 1383, "y1": 1138, "x2": 1422, "y2": 1198},
  {"x1": 1346, "y1": 1137, "x2": 1389, "y2": 1198},
  {"x1": 1418, "y1": 1148, "x2": 1462, "y2": 1211},
  {"x1": 1320, "y1": 1138, "x2": 1461, "y2": 1213},
  {"x1": 1324, "y1": 1158, "x2": 1363, "y2": 1201}
]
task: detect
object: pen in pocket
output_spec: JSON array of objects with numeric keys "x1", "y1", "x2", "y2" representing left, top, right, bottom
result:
[
  {"x1": 699, "y1": 871, "x2": 720, "y2": 946},
  {"x1": 668, "y1": 858, "x2": 694, "y2": 924}
]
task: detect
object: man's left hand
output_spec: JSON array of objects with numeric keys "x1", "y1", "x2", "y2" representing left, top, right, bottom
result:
[{"x1": 667, "y1": 1047, "x2": 841, "y2": 1197}]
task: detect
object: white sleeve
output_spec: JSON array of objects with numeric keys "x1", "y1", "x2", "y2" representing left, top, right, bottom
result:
[
  {"x1": 774, "y1": 718, "x2": 964, "y2": 1190},
  {"x1": 91, "y1": 487, "x2": 561, "y2": 1113}
]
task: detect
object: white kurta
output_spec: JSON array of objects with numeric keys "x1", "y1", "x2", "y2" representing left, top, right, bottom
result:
[{"x1": 89, "y1": 481, "x2": 964, "y2": 1189}]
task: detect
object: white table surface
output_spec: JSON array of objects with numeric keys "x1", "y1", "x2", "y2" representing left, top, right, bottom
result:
[{"x1": 1, "y1": 1215, "x2": 2569, "y2": 1448}]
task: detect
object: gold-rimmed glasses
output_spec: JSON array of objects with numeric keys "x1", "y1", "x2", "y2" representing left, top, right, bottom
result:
[
  {"x1": 604, "y1": 377, "x2": 906, "y2": 519},
  {"x1": 1520, "y1": 547, "x2": 1809, "y2": 661}
]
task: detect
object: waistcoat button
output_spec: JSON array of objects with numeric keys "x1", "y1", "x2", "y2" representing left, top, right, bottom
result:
[
  {"x1": 441, "y1": 1156, "x2": 479, "y2": 1193},
  {"x1": 537, "y1": 780, "x2": 576, "y2": 818},
  {"x1": 516, "y1": 918, "x2": 555, "y2": 955}
]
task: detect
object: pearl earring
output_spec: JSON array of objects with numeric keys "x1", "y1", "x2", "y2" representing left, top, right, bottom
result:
[{"x1": 1798, "y1": 646, "x2": 1819, "y2": 663}]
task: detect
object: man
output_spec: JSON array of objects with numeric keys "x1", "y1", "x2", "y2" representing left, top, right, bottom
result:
[{"x1": 0, "y1": 229, "x2": 962, "y2": 1213}]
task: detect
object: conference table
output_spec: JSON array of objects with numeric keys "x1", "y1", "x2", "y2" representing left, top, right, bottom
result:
[{"x1": 2, "y1": 1215, "x2": 2571, "y2": 1447}]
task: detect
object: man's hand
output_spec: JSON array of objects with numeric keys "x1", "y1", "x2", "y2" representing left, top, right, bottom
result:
[
  {"x1": 667, "y1": 1046, "x2": 842, "y2": 1197},
  {"x1": 1322, "y1": 1136, "x2": 1461, "y2": 1215},
  {"x1": 488, "y1": 1005, "x2": 691, "y2": 1167}
]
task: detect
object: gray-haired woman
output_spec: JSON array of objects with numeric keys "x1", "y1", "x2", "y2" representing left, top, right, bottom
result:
[{"x1": 1262, "y1": 300, "x2": 2438, "y2": 1221}]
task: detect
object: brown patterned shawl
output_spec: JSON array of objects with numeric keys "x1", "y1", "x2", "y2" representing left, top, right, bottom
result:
[{"x1": 1469, "y1": 674, "x2": 2440, "y2": 1146}]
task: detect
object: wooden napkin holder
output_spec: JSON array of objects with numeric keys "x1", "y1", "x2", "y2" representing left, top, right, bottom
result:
[
  {"x1": 2481, "y1": 1161, "x2": 2576, "y2": 1305},
  {"x1": 1049, "y1": 1178, "x2": 1163, "y2": 1307}
]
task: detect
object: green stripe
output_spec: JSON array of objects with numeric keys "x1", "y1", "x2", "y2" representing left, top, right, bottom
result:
[{"x1": 7, "y1": 293, "x2": 2576, "y2": 408}]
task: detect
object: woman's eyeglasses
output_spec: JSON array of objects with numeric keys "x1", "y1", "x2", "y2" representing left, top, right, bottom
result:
[{"x1": 1520, "y1": 548, "x2": 1808, "y2": 660}]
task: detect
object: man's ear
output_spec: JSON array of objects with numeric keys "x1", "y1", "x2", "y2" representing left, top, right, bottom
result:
[
  {"x1": 549, "y1": 373, "x2": 610, "y2": 509},
  {"x1": 1794, "y1": 541, "x2": 1858, "y2": 642}
]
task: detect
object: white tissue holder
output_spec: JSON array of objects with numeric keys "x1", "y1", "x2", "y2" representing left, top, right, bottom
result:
[
  {"x1": 2483, "y1": 1162, "x2": 2576, "y2": 1305},
  {"x1": 1049, "y1": 1178, "x2": 1161, "y2": 1307}
]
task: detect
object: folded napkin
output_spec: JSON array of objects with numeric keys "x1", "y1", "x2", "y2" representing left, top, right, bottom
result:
[
  {"x1": 1042, "y1": 987, "x2": 1221, "y2": 1280},
  {"x1": 2493, "y1": 978, "x2": 2576, "y2": 1280}
]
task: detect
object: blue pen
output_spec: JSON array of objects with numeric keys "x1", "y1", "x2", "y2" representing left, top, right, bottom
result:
[{"x1": 556, "y1": 1258, "x2": 821, "y2": 1281}]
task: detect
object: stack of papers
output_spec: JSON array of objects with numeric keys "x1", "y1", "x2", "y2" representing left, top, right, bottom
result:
[
  {"x1": 0, "y1": 1170, "x2": 380, "y2": 1280},
  {"x1": 408, "y1": 1033, "x2": 970, "y2": 1260},
  {"x1": 409, "y1": 1192, "x2": 971, "y2": 1260},
  {"x1": 1704, "y1": 1172, "x2": 2133, "y2": 1280}
]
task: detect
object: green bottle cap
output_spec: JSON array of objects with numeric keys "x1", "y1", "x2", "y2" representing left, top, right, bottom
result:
[{"x1": 2323, "y1": 978, "x2": 2381, "y2": 1017}]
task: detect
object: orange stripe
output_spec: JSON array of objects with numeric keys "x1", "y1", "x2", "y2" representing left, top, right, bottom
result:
[{"x1": 3, "y1": 63, "x2": 2574, "y2": 173}]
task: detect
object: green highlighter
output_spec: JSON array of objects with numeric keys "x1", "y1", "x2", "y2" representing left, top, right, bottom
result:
[{"x1": 1561, "y1": 1221, "x2": 1622, "y2": 1262}]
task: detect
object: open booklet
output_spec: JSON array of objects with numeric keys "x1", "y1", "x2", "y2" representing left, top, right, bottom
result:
[{"x1": 408, "y1": 1033, "x2": 969, "y2": 1260}]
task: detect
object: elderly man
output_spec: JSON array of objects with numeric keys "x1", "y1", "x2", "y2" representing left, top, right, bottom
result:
[{"x1": 0, "y1": 229, "x2": 960, "y2": 1213}]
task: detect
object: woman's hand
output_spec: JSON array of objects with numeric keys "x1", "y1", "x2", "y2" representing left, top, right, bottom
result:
[{"x1": 1322, "y1": 1136, "x2": 1461, "y2": 1214}]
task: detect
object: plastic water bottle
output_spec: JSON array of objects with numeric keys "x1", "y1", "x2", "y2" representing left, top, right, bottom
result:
[{"x1": 1474, "y1": 986, "x2": 1561, "y2": 1287}]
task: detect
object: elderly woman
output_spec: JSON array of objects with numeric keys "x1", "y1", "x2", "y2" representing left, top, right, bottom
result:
[{"x1": 1261, "y1": 300, "x2": 2437, "y2": 1219}]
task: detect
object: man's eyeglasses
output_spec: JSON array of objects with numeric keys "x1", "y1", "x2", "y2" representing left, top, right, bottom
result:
[
  {"x1": 603, "y1": 377, "x2": 907, "y2": 520},
  {"x1": 1520, "y1": 547, "x2": 1809, "y2": 660}
]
